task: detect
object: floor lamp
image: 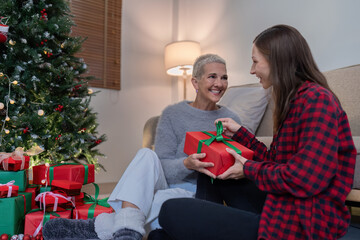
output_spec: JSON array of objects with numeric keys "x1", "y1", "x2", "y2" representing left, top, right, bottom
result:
[{"x1": 164, "y1": 40, "x2": 201, "y2": 100}]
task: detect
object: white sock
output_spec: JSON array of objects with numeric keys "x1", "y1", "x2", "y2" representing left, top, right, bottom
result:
[
  {"x1": 95, "y1": 212, "x2": 116, "y2": 240},
  {"x1": 113, "y1": 207, "x2": 146, "y2": 236}
]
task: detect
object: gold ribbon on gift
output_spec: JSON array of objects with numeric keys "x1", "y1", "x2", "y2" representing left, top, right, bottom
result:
[
  {"x1": 83, "y1": 183, "x2": 110, "y2": 219},
  {"x1": 0, "y1": 146, "x2": 43, "y2": 170},
  {"x1": 197, "y1": 121, "x2": 242, "y2": 155}
]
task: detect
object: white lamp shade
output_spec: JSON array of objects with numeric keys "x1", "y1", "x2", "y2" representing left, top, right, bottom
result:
[{"x1": 164, "y1": 40, "x2": 201, "y2": 76}]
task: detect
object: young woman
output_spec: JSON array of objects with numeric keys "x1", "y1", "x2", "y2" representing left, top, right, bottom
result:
[
  {"x1": 42, "y1": 54, "x2": 242, "y2": 240},
  {"x1": 150, "y1": 25, "x2": 356, "y2": 240}
]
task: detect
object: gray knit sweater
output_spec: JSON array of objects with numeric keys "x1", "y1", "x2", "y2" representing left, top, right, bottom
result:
[{"x1": 154, "y1": 101, "x2": 241, "y2": 186}]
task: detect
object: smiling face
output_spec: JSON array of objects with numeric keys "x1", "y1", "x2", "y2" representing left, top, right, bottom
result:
[
  {"x1": 250, "y1": 44, "x2": 272, "y2": 89},
  {"x1": 192, "y1": 62, "x2": 228, "y2": 106}
]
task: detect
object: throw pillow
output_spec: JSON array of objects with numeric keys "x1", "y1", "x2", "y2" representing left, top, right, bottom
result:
[{"x1": 220, "y1": 83, "x2": 271, "y2": 134}]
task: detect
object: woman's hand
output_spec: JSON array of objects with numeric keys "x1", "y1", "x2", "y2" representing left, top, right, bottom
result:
[
  {"x1": 184, "y1": 153, "x2": 216, "y2": 179},
  {"x1": 217, "y1": 148, "x2": 248, "y2": 180},
  {"x1": 215, "y1": 118, "x2": 242, "y2": 137}
]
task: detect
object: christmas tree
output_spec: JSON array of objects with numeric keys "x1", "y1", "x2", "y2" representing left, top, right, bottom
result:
[{"x1": 0, "y1": 0, "x2": 106, "y2": 170}]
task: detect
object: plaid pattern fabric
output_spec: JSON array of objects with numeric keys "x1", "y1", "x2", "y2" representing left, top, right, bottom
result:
[{"x1": 233, "y1": 82, "x2": 356, "y2": 240}]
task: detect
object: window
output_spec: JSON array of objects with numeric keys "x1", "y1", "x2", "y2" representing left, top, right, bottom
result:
[{"x1": 70, "y1": 0, "x2": 121, "y2": 90}]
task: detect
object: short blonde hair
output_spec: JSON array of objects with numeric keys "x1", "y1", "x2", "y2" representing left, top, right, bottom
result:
[{"x1": 192, "y1": 54, "x2": 226, "y2": 79}]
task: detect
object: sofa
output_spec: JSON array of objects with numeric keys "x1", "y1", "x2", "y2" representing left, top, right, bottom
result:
[{"x1": 142, "y1": 64, "x2": 360, "y2": 207}]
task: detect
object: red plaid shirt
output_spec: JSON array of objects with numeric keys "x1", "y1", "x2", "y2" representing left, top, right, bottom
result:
[{"x1": 233, "y1": 82, "x2": 356, "y2": 240}]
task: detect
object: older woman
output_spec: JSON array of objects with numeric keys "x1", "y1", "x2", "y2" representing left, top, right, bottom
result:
[{"x1": 43, "y1": 54, "x2": 242, "y2": 240}]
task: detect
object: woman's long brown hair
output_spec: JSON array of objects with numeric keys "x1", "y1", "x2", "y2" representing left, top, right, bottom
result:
[{"x1": 253, "y1": 25, "x2": 337, "y2": 133}]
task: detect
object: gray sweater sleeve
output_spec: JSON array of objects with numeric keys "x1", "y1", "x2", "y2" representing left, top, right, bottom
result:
[
  {"x1": 154, "y1": 101, "x2": 242, "y2": 185},
  {"x1": 154, "y1": 107, "x2": 192, "y2": 185}
]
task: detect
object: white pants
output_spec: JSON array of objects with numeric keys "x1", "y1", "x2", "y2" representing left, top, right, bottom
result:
[{"x1": 107, "y1": 148, "x2": 195, "y2": 231}]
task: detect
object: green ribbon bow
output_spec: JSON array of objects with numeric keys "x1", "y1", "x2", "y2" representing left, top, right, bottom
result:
[
  {"x1": 49, "y1": 163, "x2": 89, "y2": 185},
  {"x1": 197, "y1": 121, "x2": 242, "y2": 183},
  {"x1": 197, "y1": 121, "x2": 242, "y2": 155},
  {"x1": 83, "y1": 183, "x2": 110, "y2": 219},
  {"x1": 27, "y1": 208, "x2": 60, "y2": 226}
]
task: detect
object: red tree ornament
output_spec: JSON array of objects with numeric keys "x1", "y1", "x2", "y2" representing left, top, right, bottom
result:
[
  {"x1": 0, "y1": 23, "x2": 9, "y2": 43},
  {"x1": 0, "y1": 233, "x2": 9, "y2": 240}
]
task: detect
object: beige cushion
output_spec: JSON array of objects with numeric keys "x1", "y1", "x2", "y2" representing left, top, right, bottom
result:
[{"x1": 220, "y1": 83, "x2": 271, "y2": 134}]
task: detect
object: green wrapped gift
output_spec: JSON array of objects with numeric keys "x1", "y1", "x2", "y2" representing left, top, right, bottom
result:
[
  {"x1": 0, "y1": 170, "x2": 28, "y2": 191},
  {"x1": 0, "y1": 191, "x2": 32, "y2": 235},
  {"x1": 40, "y1": 186, "x2": 52, "y2": 193}
]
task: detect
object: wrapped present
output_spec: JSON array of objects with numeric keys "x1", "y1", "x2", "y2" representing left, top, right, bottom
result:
[
  {"x1": 71, "y1": 192, "x2": 85, "y2": 207},
  {"x1": 0, "y1": 146, "x2": 43, "y2": 171},
  {"x1": 25, "y1": 185, "x2": 40, "y2": 209},
  {"x1": 24, "y1": 209, "x2": 72, "y2": 237},
  {"x1": 35, "y1": 191, "x2": 75, "y2": 212},
  {"x1": 0, "y1": 180, "x2": 19, "y2": 198},
  {"x1": 32, "y1": 163, "x2": 95, "y2": 186},
  {"x1": 0, "y1": 192, "x2": 32, "y2": 235},
  {"x1": 184, "y1": 121, "x2": 254, "y2": 176},
  {"x1": 77, "y1": 183, "x2": 113, "y2": 219},
  {"x1": 51, "y1": 180, "x2": 82, "y2": 196},
  {"x1": 0, "y1": 170, "x2": 28, "y2": 191},
  {"x1": 39, "y1": 186, "x2": 52, "y2": 193},
  {"x1": 0, "y1": 156, "x2": 30, "y2": 171}
]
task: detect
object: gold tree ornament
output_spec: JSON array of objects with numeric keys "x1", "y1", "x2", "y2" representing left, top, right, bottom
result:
[
  {"x1": 37, "y1": 109, "x2": 44, "y2": 116},
  {"x1": 8, "y1": 39, "x2": 15, "y2": 45},
  {"x1": 0, "y1": 103, "x2": 4, "y2": 109}
]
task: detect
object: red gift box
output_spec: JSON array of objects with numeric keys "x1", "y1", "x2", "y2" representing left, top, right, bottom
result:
[
  {"x1": 35, "y1": 191, "x2": 74, "y2": 212},
  {"x1": 0, "y1": 181, "x2": 19, "y2": 198},
  {"x1": 184, "y1": 131, "x2": 254, "y2": 176},
  {"x1": 76, "y1": 202, "x2": 113, "y2": 219},
  {"x1": 51, "y1": 180, "x2": 82, "y2": 196},
  {"x1": 24, "y1": 209, "x2": 72, "y2": 237},
  {"x1": 32, "y1": 163, "x2": 95, "y2": 186},
  {"x1": 0, "y1": 156, "x2": 30, "y2": 171},
  {"x1": 25, "y1": 185, "x2": 40, "y2": 209},
  {"x1": 71, "y1": 192, "x2": 85, "y2": 207}
]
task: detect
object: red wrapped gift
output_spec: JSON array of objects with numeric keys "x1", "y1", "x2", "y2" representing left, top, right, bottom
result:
[
  {"x1": 71, "y1": 192, "x2": 85, "y2": 207},
  {"x1": 32, "y1": 163, "x2": 95, "y2": 186},
  {"x1": 76, "y1": 202, "x2": 113, "y2": 219},
  {"x1": 77, "y1": 183, "x2": 113, "y2": 219},
  {"x1": 24, "y1": 209, "x2": 72, "y2": 237},
  {"x1": 184, "y1": 122, "x2": 254, "y2": 176},
  {"x1": 51, "y1": 180, "x2": 82, "y2": 196},
  {"x1": 0, "y1": 180, "x2": 19, "y2": 198},
  {"x1": 25, "y1": 185, "x2": 40, "y2": 209},
  {"x1": 35, "y1": 191, "x2": 75, "y2": 212},
  {"x1": 0, "y1": 156, "x2": 30, "y2": 171}
]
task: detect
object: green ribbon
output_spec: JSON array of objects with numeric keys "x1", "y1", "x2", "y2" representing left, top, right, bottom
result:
[
  {"x1": 83, "y1": 183, "x2": 110, "y2": 219},
  {"x1": 49, "y1": 163, "x2": 89, "y2": 185},
  {"x1": 27, "y1": 208, "x2": 60, "y2": 226},
  {"x1": 197, "y1": 121, "x2": 242, "y2": 155},
  {"x1": 43, "y1": 211, "x2": 60, "y2": 226}
]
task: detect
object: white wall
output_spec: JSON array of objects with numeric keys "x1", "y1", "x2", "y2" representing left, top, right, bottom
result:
[{"x1": 91, "y1": 0, "x2": 360, "y2": 183}]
